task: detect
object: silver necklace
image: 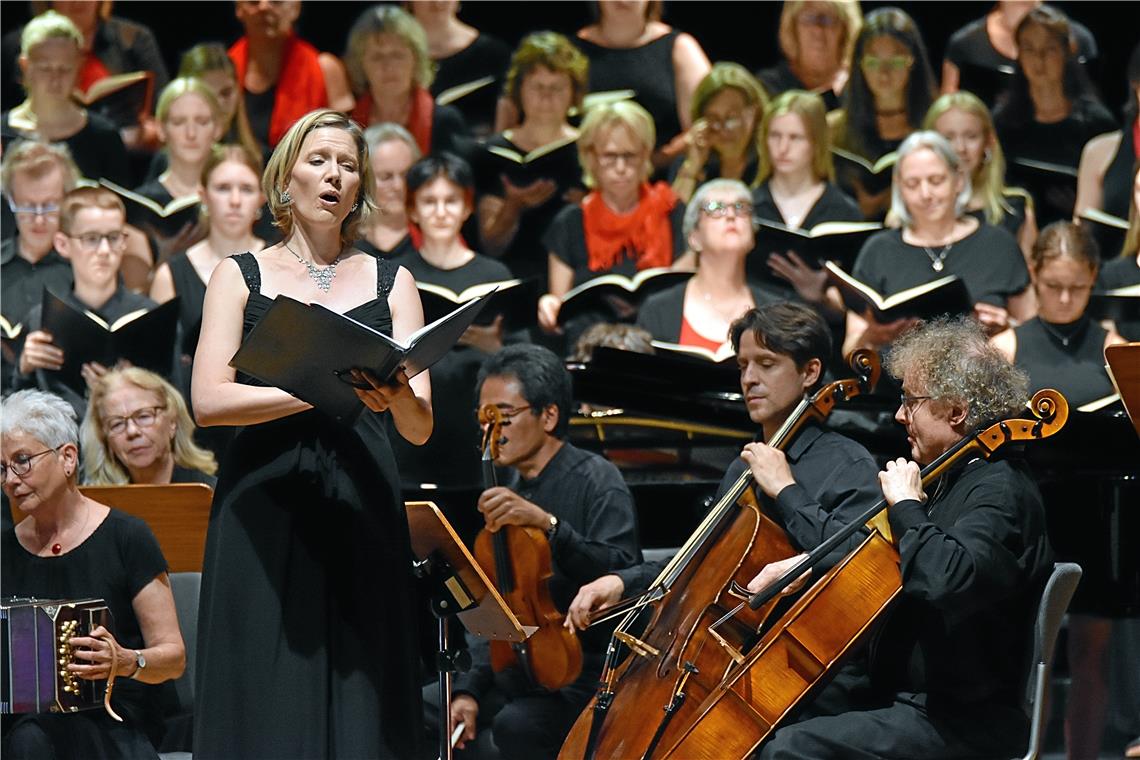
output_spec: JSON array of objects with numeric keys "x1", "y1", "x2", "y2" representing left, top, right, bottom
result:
[
  {"x1": 285, "y1": 242, "x2": 343, "y2": 293},
  {"x1": 922, "y1": 242, "x2": 954, "y2": 272}
]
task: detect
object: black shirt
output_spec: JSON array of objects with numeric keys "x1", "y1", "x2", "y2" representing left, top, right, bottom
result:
[
  {"x1": 1102, "y1": 123, "x2": 1138, "y2": 221},
  {"x1": 1014, "y1": 316, "x2": 1113, "y2": 407},
  {"x1": 1, "y1": 509, "x2": 169, "y2": 735},
  {"x1": 966, "y1": 190, "x2": 1029, "y2": 241},
  {"x1": 880, "y1": 457, "x2": 1053, "y2": 712},
  {"x1": 355, "y1": 234, "x2": 417, "y2": 260},
  {"x1": 756, "y1": 59, "x2": 842, "y2": 112},
  {"x1": 387, "y1": 250, "x2": 512, "y2": 489},
  {"x1": 1, "y1": 110, "x2": 130, "y2": 186},
  {"x1": 851, "y1": 224, "x2": 1029, "y2": 308},
  {"x1": 430, "y1": 32, "x2": 511, "y2": 140},
  {"x1": 751, "y1": 181, "x2": 862, "y2": 229},
  {"x1": 0, "y1": 237, "x2": 73, "y2": 325},
  {"x1": 452, "y1": 442, "x2": 640, "y2": 700},
  {"x1": 616, "y1": 424, "x2": 881, "y2": 595},
  {"x1": 1097, "y1": 254, "x2": 1140, "y2": 340},
  {"x1": 636, "y1": 281, "x2": 775, "y2": 344},
  {"x1": 666, "y1": 148, "x2": 761, "y2": 189}
]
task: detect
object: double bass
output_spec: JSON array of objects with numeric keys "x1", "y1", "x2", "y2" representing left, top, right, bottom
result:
[
  {"x1": 473, "y1": 403, "x2": 582, "y2": 691},
  {"x1": 558, "y1": 350, "x2": 881, "y2": 760},
  {"x1": 659, "y1": 389, "x2": 1070, "y2": 759}
]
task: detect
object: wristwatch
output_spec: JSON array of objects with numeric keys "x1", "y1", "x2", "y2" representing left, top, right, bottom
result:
[
  {"x1": 131, "y1": 650, "x2": 147, "y2": 679},
  {"x1": 545, "y1": 514, "x2": 559, "y2": 540}
]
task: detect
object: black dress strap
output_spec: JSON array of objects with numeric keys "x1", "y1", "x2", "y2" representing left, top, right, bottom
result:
[
  {"x1": 231, "y1": 252, "x2": 261, "y2": 293},
  {"x1": 376, "y1": 257, "x2": 397, "y2": 298}
]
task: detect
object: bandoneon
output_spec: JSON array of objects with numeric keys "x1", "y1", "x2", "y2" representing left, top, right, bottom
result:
[{"x1": 1, "y1": 598, "x2": 113, "y2": 714}]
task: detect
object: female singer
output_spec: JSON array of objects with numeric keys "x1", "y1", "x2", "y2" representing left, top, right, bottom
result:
[
  {"x1": 357, "y1": 122, "x2": 421, "y2": 259},
  {"x1": 830, "y1": 6, "x2": 935, "y2": 220},
  {"x1": 574, "y1": 0, "x2": 711, "y2": 169},
  {"x1": 1075, "y1": 42, "x2": 1140, "y2": 222},
  {"x1": 2, "y1": 389, "x2": 185, "y2": 760},
  {"x1": 538, "y1": 100, "x2": 685, "y2": 333},
  {"x1": 752, "y1": 89, "x2": 861, "y2": 309},
  {"x1": 925, "y1": 91, "x2": 1037, "y2": 258},
  {"x1": 478, "y1": 31, "x2": 588, "y2": 284},
  {"x1": 992, "y1": 5, "x2": 1116, "y2": 226},
  {"x1": 177, "y1": 43, "x2": 262, "y2": 163},
  {"x1": 991, "y1": 222, "x2": 1126, "y2": 760},
  {"x1": 81, "y1": 366, "x2": 217, "y2": 486},
  {"x1": 190, "y1": 109, "x2": 430, "y2": 758},
  {"x1": 671, "y1": 62, "x2": 768, "y2": 203},
  {"x1": 344, "y1": 5, "x2": 469, "y2": 157},
  {"x1": 1098, "y1": 165, "x2": 1140, "y2": 340},
  {"x1": 844, "y1": 130, "x2": 1032, "y2": 354},
  {"x1": 756, "y1": 0, "x2": 863, "y2": 111},
  {"x1": 638, "y1": 179, "x2": 770, "y2": 350}
]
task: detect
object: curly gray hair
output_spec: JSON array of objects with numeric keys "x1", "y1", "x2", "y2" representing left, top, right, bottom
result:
[{"x1": 886, "y1": 317, "x2": 1028, "y2": 430}]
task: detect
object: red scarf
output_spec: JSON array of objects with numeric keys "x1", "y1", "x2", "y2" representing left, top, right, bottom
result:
[
  {"x1": 229, "y1": 33, "x2": 327, "y2": 147},
  {"x1": 350, "y1": 87, "x2": 435, "y2": 155},
  {"x1": 581, "y1": 182, "x2": 677, "y2": 272},
  {"x1": 76, "y1": 54, "x2": 110, "y2": 94}
]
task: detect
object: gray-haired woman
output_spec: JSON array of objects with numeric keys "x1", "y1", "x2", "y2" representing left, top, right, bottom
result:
[{"x1": 843, "y1": 130, "x2": 1032, "y2": 354}]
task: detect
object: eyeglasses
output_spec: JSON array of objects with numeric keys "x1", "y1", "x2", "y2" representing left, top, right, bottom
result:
[
  {"x1": 7, "y1": 198, "x2": 60, "y2": 218},
  {"x1": 593, "y1": 151, "x2": 642, "y2": 168},
  {"x1": 104, "y1": 406, "x2": 166, "y2": 436},
  {"x1": 1, "y1": 447, "x2": 59, "y2": 483},
  {"x1": 706, "y1": 115, "x2": 745, "y2": 132},
  {"x1": 798, "y1": 12, "x2": 841, "y2": 28},
  {"x1": 700, "y1": 200, "x2": 753, "y2": 219},
  {"x1": 861, "y1": 55, "x2": 914, "y2": 72},
  {"x1": 899, "y1": 393, "x2": 933, "y2": 415},
  {"x1": 67, "y1": 231, "x2": 127, "y2": 250}
]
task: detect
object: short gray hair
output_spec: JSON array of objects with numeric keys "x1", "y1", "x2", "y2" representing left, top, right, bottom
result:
[
  {"x1": 886, "y1": 317, "x2": 1028, "y2": 430},
  {"x1": 683, "y1": 178, "x2": 757, "y2": 242},
  {"x1": 363, "y1": 122, "x2": 422, "y2": 162},
  {"x1": 890, "y1": 130, "x2": 972, "y2": 228},
  {"x1": 1, "y1": 390, "x2": 79, "y2": 449}
]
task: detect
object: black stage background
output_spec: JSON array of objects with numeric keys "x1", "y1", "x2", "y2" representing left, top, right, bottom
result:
[{"x1": 1, "y1": 1, "x2": 1136, "y2": 123}]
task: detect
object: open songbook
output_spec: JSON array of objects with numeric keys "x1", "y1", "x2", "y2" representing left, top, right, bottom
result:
[
  {"x1": 750, "y1": 219, "x2": 881, "y2": 286},
  {"x1": 482, "y1": 135, "x2": 581, "y2": 191},
  {"x1": 824, "y1": 261, "x2": 972, "y2": 322},
  {"x1": 99, "y1": 180, "x2": 201, "y2": 244},
  {"x1": 435, "y1": 75, "x2": 496, "y2": 107},
  {"x1": 650, "y1": 339, "x2": 735, "y2": 365},
  {"x1": 40, "y1": 290, "x2": 179, "y2": 392},
  {"x1": 73, "y1": 71, "x2": 155, "y2": 128},
  {"x1": 1087, "y1": 284, "x2": 1140, "y2": 323},
  {"x1": 230, "y1": 290, "x2": 493, "y2": 422},
  {"x1": 831, "y1": 147, "x2": 898, "y2": 176},
  {"x1": 417, "y1": 278, "x2": 538, "y2": 331},
  {"x1": 558, "y1": 268, "x2": 692, "y2": 325},
  {"x1": 1078, "y1": 207, "x2": 1130, "y2": 260}
]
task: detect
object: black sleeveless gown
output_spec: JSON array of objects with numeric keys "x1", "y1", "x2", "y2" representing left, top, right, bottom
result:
[{"x1": 193, "y1": 253, "x2": 421, "y2": 759}]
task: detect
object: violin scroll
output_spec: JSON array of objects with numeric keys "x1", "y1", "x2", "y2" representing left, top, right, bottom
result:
[
  {"x1": 479, "y1": 404, "x2": 505, "y2": 461},
  {"x1": 847, "y1": 348, "x2": 881, "y2": 396}
]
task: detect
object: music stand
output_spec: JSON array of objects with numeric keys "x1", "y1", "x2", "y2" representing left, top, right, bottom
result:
[
  {"x1": 406, "y1": 501, "x2": 535, "y2": 760},
  {"x1": 1106, "y1": 343, "x2": 1140, "y2": 437}
]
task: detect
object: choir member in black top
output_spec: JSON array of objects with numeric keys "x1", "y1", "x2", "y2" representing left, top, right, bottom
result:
[
  {"x1": 539, "y1": 101, "x2": 685, "y2": 334},
  {"x1": 567, "y1": 301, "x2": 881, "y2": 622},
  {"x1": 1, "y1": 140, "x2": 77, "y2": 328},
  {"x1": 829, "y1": 7, "x2": 935, "y2": 220},
  {"x1": 1, "y1": 388, "x2": 186, "y2": 760},
  {"x1": 845, "y1": 131, "x2": 1032, "y2": 355},
  {"x1": 410, "y1": 0, "x2": 511, "y2": 140},
  {"x1": 941, "y1": 0, "x2": 1098, "y2": 106},
  {"x1": 477, "y1": 31, "x2": 588, "y2": 286},
  {"x1": 12, "y1": 187, "x2": 164, "y2": 419},
  {"x1": 670, "y1": 62, "x2": 767, "y2": 203},
  {"x1": 150, "y1": 143, "x2": 265, "y2": 455},
  {"x1": 357, "y1": 123, "x2": 421, "y2": 259},
  {"x1": 1, "y1": 11, "x2": 130, "y2": 187},
  {"x1": 177, "y1": 43, "x2": 263, "y2": 166},
  {"x1": 755, "y1": 317, "x2": 1053, "y2": 759},
  {"x1": 81, "y1": 366, "x2": 218, "y2": 487},
  {"x1": 991, "y1": 222, "x2": 1127, "y2": 760},
  {"x1": 434, "y1": 344, "x2": 640, "y2": 760},
  {"x1": 752, "y1": 90, "x2": 861, "y2": 311},
  {"x1": 344, "y1": 5, "x2": 470, "y2": 160},
  {"x1": 1098, "y1": 166, "x2": 1140, "y2": 340},
  {"x1": 1075, "y1": 42, "x2": 1140, "y2": 223},
  {"x1": 389, "y1": 153, "x2": 513, "y2": 490},
  {"x1": 925, "y1": 91, "x2": 1037, "y2": 258},
  {"x1": 574, "y1": 0, "x2": 711, "y2": 169},
  {"x1": 993, "y1": 5, "x2": 1117, "y2": 227},
  {"x1": 755, "y1": 0, "x2": 863, "y2": 113},
  {"x1": 638, "y1": 179, "x2": 771, "y2": 350}
]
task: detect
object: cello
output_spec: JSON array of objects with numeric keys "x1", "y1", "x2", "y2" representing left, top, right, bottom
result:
[
  {"x1": 558, "y1": 349, "x2": 881, "y2": 760},
  {"x1": 659, "y1": 389, "x2": 1070, "y2": 759},
  {"x1": 473, "y1": 403, "x2": 582, "y2": 691}
]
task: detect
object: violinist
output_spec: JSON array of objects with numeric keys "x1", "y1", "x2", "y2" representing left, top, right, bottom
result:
[
  {"x1": 756, "y1": 318, "x2": 1053, "y2": 760},
  {"x1": 567, "y1": 301, "x2": 881, "y2": 625},
  {"x1": 427, "y1": 344, "x2": 640, "y2": 760}
]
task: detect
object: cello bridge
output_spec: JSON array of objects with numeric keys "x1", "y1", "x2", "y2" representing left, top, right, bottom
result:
[
  {"x1": 614, "y1": 630, "x2": 661, "y2": 659},
  {"x1": 709, "y1": 626, "x2": 745, "y2": 664}
]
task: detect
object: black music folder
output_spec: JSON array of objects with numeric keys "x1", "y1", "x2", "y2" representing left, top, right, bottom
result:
[
  {"x1": 824, "y1": 262, "x2": 972, "y2": 323},
  {"x1": 558, "y1": 268, "x2": 693, "y2": 325},
  {"x1": 417, "y1": 278, "x2": 539, "y2": 331},
  {"x1": 749, "y1": 219, "x2": 881, "y2": 286},
  {"x1": 40, "y1": 290, "x2": 179, "y2": 392},
  {"x1": 230, "y1": 291, "x2": 493, "y2": 422}
]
